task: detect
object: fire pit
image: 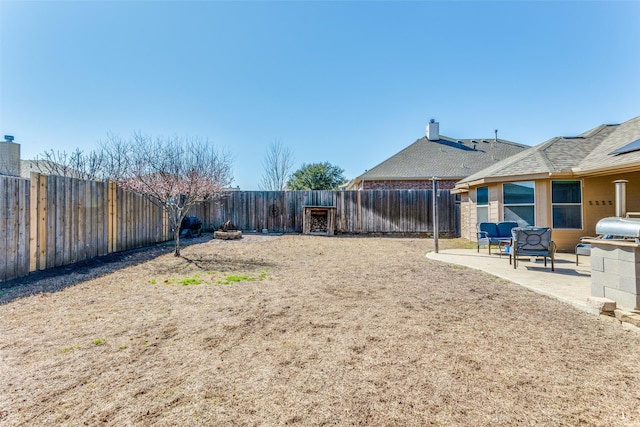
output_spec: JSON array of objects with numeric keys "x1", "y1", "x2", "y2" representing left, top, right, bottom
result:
[{"x1": 214, "y1": 220, "x2": 243, "y2": 240}]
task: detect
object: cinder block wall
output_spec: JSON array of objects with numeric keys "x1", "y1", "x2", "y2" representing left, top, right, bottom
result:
[{"x1": 591, "y1": 242, "x2": 640, "y2": 310}]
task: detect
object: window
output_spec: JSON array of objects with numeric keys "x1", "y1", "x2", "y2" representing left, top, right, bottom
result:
[
  {"x1": 552, "y1": 180, "x2": 582, "y2": 229},
  {"x1": 476, "y1": 186, "x2": 489, "y2": 223},
  {"x1": 503, "y1": 181, "x2": 535, "y2": 226}
]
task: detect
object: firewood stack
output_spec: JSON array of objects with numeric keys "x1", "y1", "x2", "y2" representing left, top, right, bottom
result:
[
  {"x1": 310, "y1": 213, "x2": 328, "y2": 233},
  {"x1": 218, "y1": 220, "x2": 237, "y2": 231}
]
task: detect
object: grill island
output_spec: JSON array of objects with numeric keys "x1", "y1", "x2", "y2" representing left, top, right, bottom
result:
[{"x1": 585, "y1": 217, "x2": 640, "y2": 310}]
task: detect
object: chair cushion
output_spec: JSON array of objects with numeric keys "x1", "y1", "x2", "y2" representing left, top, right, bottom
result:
[
  {"x1": 513, "y1": 227, "x2": 553, "y2": 253},
  {"x1": 497, "y1": 221, "x2": 518, "y2": 238},
  {"x1": 478, "y1": 222, "x2": 499, "y2": 238},
  {"x1": 575, "y1": 243, "x2": 591, "y2": 256}
]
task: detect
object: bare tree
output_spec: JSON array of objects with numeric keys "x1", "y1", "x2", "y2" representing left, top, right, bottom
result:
[
  {"x1": 259, "y1": 139, "x2": 294, "y2": 191},
  {"x1": 103, "y1": 133, "x2": 234, "y2": 256},
  {"x1": 33, "y1": 148, "x2": 105, "y2": 180}
]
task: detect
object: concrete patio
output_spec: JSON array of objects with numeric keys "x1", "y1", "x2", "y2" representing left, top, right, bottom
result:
[{"x1": 426, "y1": 249, "x2": 595, "y2": 314}]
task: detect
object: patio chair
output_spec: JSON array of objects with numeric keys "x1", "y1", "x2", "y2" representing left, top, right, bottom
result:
[
  {"x1": 575, "y1": 234, "x2": 622, "y2": 265},
  {"x1": 575, "y1": 241, "x2": 591, "y2": 266},
  {"x1": 477, "y1": 221, "x2": 518, "y2": 255},
  {"x1": 510, "y1": 227, "x2": 556, "y2": 271}
]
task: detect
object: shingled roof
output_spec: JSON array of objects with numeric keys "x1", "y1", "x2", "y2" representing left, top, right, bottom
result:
[
  {"x1": 456, "y1": 115, "x2": 640, "y2": 188},
  {"x1": 355, "y1": 135, "x2": 528, "y2": 181}
]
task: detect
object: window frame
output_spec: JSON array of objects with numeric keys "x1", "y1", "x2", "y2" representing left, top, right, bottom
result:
[
  {"x1": 551, "y1": 180, "x2": 583, "y2": 230},
  {"x1": 476, "y1": 186, "x2": 489, "y2": 224},
  {"x1": 502, "y1": 181, "x2": 535, "y2": 226}
]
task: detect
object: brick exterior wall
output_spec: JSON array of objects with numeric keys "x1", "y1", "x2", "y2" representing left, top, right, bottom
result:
[{"x1": 361, "y1": 179, "x2": 458, "y2": 190}]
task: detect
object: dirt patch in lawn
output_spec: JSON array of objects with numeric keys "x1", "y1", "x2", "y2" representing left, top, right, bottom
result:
[{"x1": 2, "y1": 234, "x2": 640, "y2": 426}]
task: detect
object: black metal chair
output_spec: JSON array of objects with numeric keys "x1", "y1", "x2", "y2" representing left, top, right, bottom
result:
[{"x1": 510, "y1": 227, "x2": 556, "y2": 271}]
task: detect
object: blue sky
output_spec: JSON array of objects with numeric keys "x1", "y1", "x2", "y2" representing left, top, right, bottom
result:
[{"x1": 1, "y1": 1, "x2": 639, "y2": 189}]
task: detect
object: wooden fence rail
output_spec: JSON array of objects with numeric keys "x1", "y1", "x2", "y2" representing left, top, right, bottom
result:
[
  {"x1": 0, "y1": 174, "x2": 169, "y2": 283},
  {"x1": 190, "y1": 189, "x2": 458, "y2": 235}
]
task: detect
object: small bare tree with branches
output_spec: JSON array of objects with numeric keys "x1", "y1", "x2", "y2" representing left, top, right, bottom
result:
[
  {"x1": 103, "y1": 133, "x2": 233, "y2": 256},
  {"x1": 33, "y1": 148, "x2": 105, "y2": 180},
  {"x1": 259, "y1": 139, "x2": 294, "y2": 191}
]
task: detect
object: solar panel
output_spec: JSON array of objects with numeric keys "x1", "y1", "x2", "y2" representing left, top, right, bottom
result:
[{"x1": 610, "y1": 138, "x2": 640, "y2": 155}]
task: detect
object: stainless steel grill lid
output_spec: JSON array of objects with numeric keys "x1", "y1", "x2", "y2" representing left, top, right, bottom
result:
[{"x1": 595, "y1": 217, "x2": 640, "y2": 238}]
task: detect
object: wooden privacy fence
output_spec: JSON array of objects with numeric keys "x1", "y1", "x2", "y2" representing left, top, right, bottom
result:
[
  {"x1": 0, "y1": 174, "x2": 169, "y2": 282},
  {"x1": 1, "y1": 181, "x2": 457, "y2": 283},
  {"x1": 191, "y1": 189, "x2": 458, "y2": 235}
]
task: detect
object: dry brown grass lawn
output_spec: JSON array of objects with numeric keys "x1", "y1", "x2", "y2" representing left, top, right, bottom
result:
[{"x1": 2, "y1": 234, "x2": 640, "y2": 426}]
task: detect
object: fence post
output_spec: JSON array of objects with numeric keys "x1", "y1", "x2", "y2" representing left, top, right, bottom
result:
[
  {"x1": 29, "y1": 173, "x2": 39, "y2": 272},
  {"x1": 432, "y1": 177, "x2": 439, "y2": 253},
  {"x1": 357, "y1": 190, "x2": 362, "y2": 233},
  {"x1": 38, "y1": 173, "x2": 48, "y2": 270},
  {"x1": 107, "y1": 181, "x2": 116, "y2": 254}
]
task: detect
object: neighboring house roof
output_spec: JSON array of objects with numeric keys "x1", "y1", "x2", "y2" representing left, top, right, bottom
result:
[
  {"x1": 354, "y1": 135, "x2": 528, "y2": 183},
  {"x1": 455, "y1": 115, "x2": 640, "y2": 189},
  {"x1": 20, "y1": 159, "x2": 89, "y2": 179},
  {"x1": 20, "y1": 160, "x2": 55, "y2": 178}
]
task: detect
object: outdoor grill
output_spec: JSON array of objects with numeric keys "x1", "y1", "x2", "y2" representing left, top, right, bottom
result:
[
  {"x1": 595, "y1": 217, "x2": 640, "y2": 243},
  {"x1": 585, "y1": 179, "x2": 640, "y2": 310},
  {"x1": 180, "y1": 216, "x2": 202, "y2": 238}
]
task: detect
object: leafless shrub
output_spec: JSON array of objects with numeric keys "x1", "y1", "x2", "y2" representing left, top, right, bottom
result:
[
  {"x1": 259, "y1": 139, "x2": 294, "y2": 190},
  {"x1": 103, "y1": 132, "x2": 234, "y2": 256}
]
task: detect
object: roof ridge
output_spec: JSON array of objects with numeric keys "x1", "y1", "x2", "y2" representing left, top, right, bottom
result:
[
  {"x1": 578, "y1": 123, "x2": 618, "y2": 138},
  {"x1": 355, "y1": 133, "x2": 528, "y2": 181},
  {"x1": 426, "y1": 135, "x2": 527, "y2": 150}
]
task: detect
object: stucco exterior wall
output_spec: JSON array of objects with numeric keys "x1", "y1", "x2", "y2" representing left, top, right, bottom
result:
[
  {"x1": 583, "y1": 172, "x2": 640, "y2": 225},
  {"x1": 460, "y1": 193, "x2": 471, "y2": 239},
  {"x1": 489, "y1": 184, "x2": 501, "y2": 222},
  {"x1": 535, "y1": 180, "x2": 550, "y2": 227},
  {"x1": 465, "y1": 183, "x2": 508, "y2": 242},
  {"x1": 461, "y1": 171, "x2": 640, "y2": 252},
  {"x1": 554, "y1": 172, "x2": 640, "y2": 251}
]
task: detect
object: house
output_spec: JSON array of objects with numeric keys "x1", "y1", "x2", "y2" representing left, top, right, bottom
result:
[
  {"x1": 0, "y1": 136, "x2": 20, "y2": 177},
  {"x1": 0, "y1": 137, "x2": 89, "y2": 179},
  {"x1": 347, "y1": 120, "x2": 528, "y2": 190},
  {"x1": 453, "y1": 115, "x2": 640, "y2": 251}
]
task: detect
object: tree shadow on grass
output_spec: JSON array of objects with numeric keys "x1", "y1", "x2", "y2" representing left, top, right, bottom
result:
[
  {"x1": 0, "y1": 234, "x2": 217, "y2": 305},
  {"x1": 179, "y1": 255, "x2": 276, "y2": 273}
]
